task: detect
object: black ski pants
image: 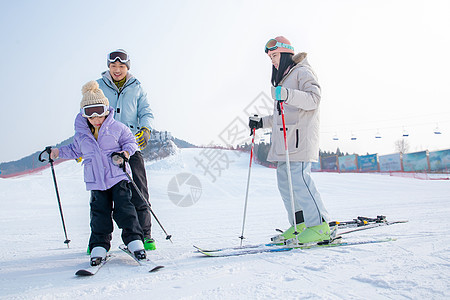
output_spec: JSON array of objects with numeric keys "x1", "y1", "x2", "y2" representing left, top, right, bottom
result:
[
  {"x1": 89, "y1": 180, "x2": 144, "y2": 251},
  {"x1": 129, "y1": 151, "x2": 152, "y2": 239}
]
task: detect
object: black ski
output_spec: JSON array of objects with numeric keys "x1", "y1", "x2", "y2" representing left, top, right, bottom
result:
[
  {"x1": 118, "y1": 244, "x2": 164, "y2": 272},
  {"x1": 75, "y1": 254, "x2": 112, "y2": 276}
]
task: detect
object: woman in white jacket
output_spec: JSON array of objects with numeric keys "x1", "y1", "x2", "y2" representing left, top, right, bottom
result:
[{"x1": 249, "y1": 36, "x2": 331, "y2": 244}]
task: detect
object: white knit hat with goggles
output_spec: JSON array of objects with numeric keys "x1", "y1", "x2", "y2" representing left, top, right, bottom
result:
[
  {"x1": 107, "y1": 49, "x2": 131, "y2": 70},
  {"x1": 80, "y1": 81, "x2": 110, "y2": 117}
]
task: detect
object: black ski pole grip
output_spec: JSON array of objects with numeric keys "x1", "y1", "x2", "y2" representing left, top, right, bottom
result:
[
  {"x1": 38, "y1": 146, "x2": 53, "y2": 163},
  {"x1": 111, "y1": 152, "x2": 129, "y2": 172}
]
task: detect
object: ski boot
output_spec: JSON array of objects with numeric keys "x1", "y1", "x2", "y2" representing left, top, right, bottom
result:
[
  {"x1": 127, "y1": 240, "x2": 147, "y2": 260},
  {"x1": 144, "y1": 237, "x2": 156, "y2": 251},
  {"x1": 286, "y1": 221, "x2": 331, "y2": 245},
  {"x1": 271, "y1": 223, "x2": 306, "y2": 243},
  {"x1": 90, "y1": 246, "x2": 107, "y2": 266}
]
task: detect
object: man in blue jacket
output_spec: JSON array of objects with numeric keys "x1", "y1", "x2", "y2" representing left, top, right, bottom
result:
[{"x1": 97, "y1": 49, "x2": 155, "y2": 250}]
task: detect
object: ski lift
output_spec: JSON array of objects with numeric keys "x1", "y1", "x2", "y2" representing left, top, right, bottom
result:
[
  {"x1": 434, "y1": 125, "x2": 442, "y2": 135},
  {"x1": 332, "y1": 133, "x2": 339, "y2": 141},
  {"x1": 375, "y1": 129, "x2": 382, "y2": 139},
  {"x1": 402, "y1": 127, "x2": 409, "y2": 137},
  {"x1": 350, "y1": 132, "x2": 357, "y2": 141}
]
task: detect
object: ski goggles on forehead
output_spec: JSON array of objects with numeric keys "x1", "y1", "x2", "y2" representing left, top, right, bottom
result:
[
  {"x1": 82, "y1": 104, "x2": 108, "y2": 118},
  {"x1": 264, "y1": 39, "x2": 295, "y2": 53},
  {"x1": 107, "y1": 51, "x2": 130, "y2": 63}
]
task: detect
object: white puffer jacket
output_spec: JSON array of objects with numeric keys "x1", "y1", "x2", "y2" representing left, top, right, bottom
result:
[{"x1": 262, "y1": 52, "x2": 321, "y2": 162}]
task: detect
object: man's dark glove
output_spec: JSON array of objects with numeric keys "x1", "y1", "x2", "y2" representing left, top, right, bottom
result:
[
  {"x1": 135, "y1": 127, "x2": 151, "y2": 150},
  {"x1": 248, "y1": 115, "x2": 263, "y2": 136}
]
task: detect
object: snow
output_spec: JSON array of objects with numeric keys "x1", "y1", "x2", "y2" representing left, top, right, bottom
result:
[{"x1": 0, "y1": 148, "x2": 449, "y2": 299}]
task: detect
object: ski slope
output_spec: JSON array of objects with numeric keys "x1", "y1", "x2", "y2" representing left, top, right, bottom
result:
[{"x1": 0, "y1": 148, "x2": 449, "y2": 299}]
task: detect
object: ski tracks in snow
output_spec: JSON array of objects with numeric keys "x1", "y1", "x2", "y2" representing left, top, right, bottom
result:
[{"x1": 1, "y1": 148, "x2": 450, "y2": 299}]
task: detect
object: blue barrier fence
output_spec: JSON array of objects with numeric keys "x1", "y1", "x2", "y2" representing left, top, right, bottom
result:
[{"x1": 313, "y1": 149, "x2": 450, "y2": 173}]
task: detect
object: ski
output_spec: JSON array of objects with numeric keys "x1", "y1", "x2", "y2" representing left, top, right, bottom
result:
[
  {"x1": 75, "y1": 254, "x2": 112, "y2": 276},
  {"x1": 194, "y1": 236, "x2": 332, "y2": 254},
  {"x1": 193, "y1": 242, "x2": 282, "y2": 253},
  {"x1": 330, "y1": 215, "x2": 408, "y2": 229},
  {"x1": 194, "y1": 217, "x2": 407, "y2": 254},
  {"x1": 338, "y1": 220, "x2": 408, "y2": 235},
  {"x1": 118, "y1": 244, "x2": 164, "y2": 272},
  {"x1": 196, "y1": 237, "x2": 396, "y2": 257}
]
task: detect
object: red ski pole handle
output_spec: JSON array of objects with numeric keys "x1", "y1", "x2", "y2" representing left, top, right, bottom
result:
[{"x1": 279, "y1": 102, "x2": 289, "y2": 151}]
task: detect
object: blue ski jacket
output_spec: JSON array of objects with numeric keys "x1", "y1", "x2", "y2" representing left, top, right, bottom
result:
[{"x1": 97, "y1": 71, "x2": 154, "y2": 135}]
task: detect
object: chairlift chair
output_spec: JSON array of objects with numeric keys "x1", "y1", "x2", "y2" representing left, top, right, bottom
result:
[
  {"x1": 333, "y1": 133, "x2": 339, "y2": 141},
  {"x1": 375, "y1": 130, "x2": 382, "y2": 139},
  {"x1": 434, "y1": 125, "x2": 442, "y2": 135},
  {"x1": 402, "y1": 127, "x2": 409, "y2": 137}
]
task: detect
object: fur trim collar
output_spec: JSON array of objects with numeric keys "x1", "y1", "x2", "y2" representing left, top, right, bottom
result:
[{"x1": 293, "y1": 52, "x2": 307, "y2": 64}]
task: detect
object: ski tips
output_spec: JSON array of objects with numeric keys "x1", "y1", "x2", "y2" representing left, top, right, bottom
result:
[
  {"x1": 75, "y1": 269, "x2": 94, "y2": 276},
  {"x1": 149, "y1": 265, "x2": 164, "y2": 272}
]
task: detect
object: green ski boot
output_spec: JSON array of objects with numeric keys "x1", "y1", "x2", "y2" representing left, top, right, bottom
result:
[
  {"x1": 271, "y1": 223, "x2": 306, "y2": 243},
  {"x1": 144, "y1": 238, "x2": 156, "y2": 251},
  {"x1": 287, "y1": 221, "x2": 331, "y2": 245}
]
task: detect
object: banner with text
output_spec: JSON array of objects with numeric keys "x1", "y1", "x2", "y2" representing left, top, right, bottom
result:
[
  {"x1": 358, "y1": 154, "x2": 379, "y2": 172},
  {"x1": 321, "y1": 156, "x2": 339, "y2": 171},
  {"x1": 379, "y1": 153, "x2": 402, "y2": 172},
  {"x1": 402, "y1": 151, "x2": 429, "y2": 172},
  {"x1": 339, "y1": 155, "x2": 358, "y2": 172},
  {"x1": 429, "y1": 149, "x2": 450, "y2": 171}
]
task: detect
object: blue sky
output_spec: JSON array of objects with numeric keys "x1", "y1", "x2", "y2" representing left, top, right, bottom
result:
[{"x1": 1, "y1": 0, "x2": 449, "y2": 162}]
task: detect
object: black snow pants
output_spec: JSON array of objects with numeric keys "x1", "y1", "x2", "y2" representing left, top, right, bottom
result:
[
  {"x1": 128, "y1": 151, "x2": 152, "y2": 239},
  {"x1": 89, "y1": 180, "x2": 144, "y2": 251}
]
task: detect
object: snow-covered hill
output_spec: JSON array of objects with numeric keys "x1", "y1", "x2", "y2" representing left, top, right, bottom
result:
[{"x1": 0, "y1": 148, "x2": 449, "y2": 299}]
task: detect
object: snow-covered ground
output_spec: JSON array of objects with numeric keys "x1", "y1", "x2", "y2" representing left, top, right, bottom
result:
[{"x1": 0, "y1": 148, "x2": 449, "y2": 299}]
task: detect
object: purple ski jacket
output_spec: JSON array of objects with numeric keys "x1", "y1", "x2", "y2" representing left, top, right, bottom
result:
[{"x1": 58, "y1": 108, "x2": 138, "y2": 191}]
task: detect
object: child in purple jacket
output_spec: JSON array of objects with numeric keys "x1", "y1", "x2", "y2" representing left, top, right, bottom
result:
[{"x1": 50, "y1": 81, "x2": 146, "y2": 266}]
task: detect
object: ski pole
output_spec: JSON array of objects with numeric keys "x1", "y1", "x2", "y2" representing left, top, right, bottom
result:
[
  {"x1": 38, "y1": 147, "x2": 71, "y2": 248},
  {"x1": 111, "y1": 152, "x2": 173, "y2": 243},
  {"x1": 279, "y1": 101, "x2": 299, "y2": 245},
  {"x1": 239, "y1": 126, "x2": 256, "y2": 247}
]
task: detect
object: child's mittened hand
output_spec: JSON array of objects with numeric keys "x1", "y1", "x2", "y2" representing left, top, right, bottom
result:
[
  {"x1": 50, "y1": 148, "x2": 59, "y2": 159},
  {"x1": 121, "y1": 151, "x2": 130, "y2": 159}
]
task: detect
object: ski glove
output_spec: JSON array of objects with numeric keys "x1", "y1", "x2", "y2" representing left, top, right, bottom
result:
[
  {"x1": 135, "y1": 127, "x2": 151, "y2": 150},
  {"x1": 271, "y1": 86, "x2": 289, "y2": 102},
  {"x1": 248, "y1": 115, "x2": 263, "y2": 136}
]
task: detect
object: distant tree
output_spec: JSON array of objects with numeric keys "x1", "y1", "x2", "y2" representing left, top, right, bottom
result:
[{"x1": 395, "y1": 138, "x2": 410, "y2": 154}]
